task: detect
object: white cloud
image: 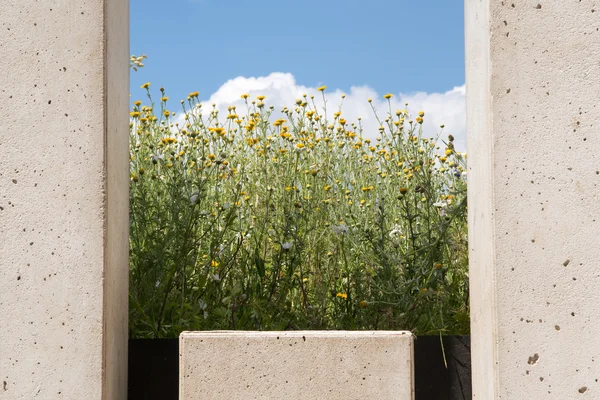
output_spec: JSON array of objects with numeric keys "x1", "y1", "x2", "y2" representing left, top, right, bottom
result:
[{"x1": 179, "y1": 72, "x2": 466, "y2": 151}]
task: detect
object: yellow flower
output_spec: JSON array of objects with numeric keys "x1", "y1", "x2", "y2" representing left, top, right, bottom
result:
[
  {"x1": 383, "y1": 93, "x2": 393, "y2": 99},
  {"x1": 317, "y1": 85, "x2": 327, "y2": 92},
  {"x1": 416, "y1": 117, "x2": 423, "y2": 124},
  {"x1": 336, "y1": 292, "x2": 348, "y2": 300},
  {"x1": 418, "y1": 111, "x2": 425, "y2": 117},
  {"x1": 445, "y1": 148, "x2": 453, "y2": 155},
  {"x1": 241, "y1": 93, "x2": 249, "y2": 99},
  {"x1": 360, "y1": 300, "x2": 368, "y2": 308},
  {"x1": 133, "y1": 100, "x2": 142, "y2": 106},
  {"x1": 163, "y1": 110, "x2": 170, "y2": 117},
  {"x1": 256, "y1": 95, "x2": 266, "y2": 101},
  {"x1": 141, "y1": 82, "x2": 151, "y2": 89},
  {"x1": 209, "y1": 127, "x2": 226, "y2": 136},
  {"x1": 161, "y1": 96, "x2": 169, "y2": 102},
  {"x1": 211, "y1": 260, "x2": 219, "y2": 268},
  {"x1": 189, "y1": 91, "x2": 199, "y2": 98},
  {"x1": 130, "y1": 111, "x2": 140, "y2": 118},
  {"x1": 295, "y1": 143, "x2": 305, "y2": 149}
]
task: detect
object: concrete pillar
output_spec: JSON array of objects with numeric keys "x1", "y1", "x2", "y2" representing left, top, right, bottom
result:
[
  {"x1": 466, "y1": 1, "x2": 600, "y2": 398},
  {"x1": 0, "y1": 1, "x2": 129, "y2": 398}
]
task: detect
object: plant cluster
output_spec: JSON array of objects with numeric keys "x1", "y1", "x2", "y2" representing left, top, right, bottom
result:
[{"x1": 129, "y1": 84, "x2": 468, "y2": 338}]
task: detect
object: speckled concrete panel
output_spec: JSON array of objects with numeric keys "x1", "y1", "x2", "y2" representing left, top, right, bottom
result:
[
  {"x1": 180, "y1": 331, "x2": 414, "y2": 400},
  {"x1": 0, "y1": 1, "x2": 129, "y2": 399},
  {"x1": 466, "y1": 1, "x2": 600, "y2": 398}
]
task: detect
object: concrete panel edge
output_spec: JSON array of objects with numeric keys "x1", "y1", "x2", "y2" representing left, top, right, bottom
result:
[
  {"x1": 102, "y1": 0, "x2": 130, "y2": 399},
  {"x1": 465, "y1": 0, "x2": 498, "y2": 398}
]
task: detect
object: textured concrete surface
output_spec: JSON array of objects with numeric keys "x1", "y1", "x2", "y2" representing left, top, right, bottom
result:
[
  {"x1": 180, "y1": 331, "x2": 414, "y2": 399},
  {"x1": 0, "y1": 1, "x2": 129, "y2": 399},
  {"x1": 466, "y1": 1, "x2": 600, "y2": 398}
]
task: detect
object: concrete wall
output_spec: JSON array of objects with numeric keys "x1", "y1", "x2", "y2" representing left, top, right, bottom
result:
[
  {"x1": 0, "y1": 1, "x2": 129, "y2": 398},
  {"x1": 466, "y1": 1, "x2": 600, "y2": 398},
  {"x1": 180, "y1": 331, "x2": 414, "y2": 399}
]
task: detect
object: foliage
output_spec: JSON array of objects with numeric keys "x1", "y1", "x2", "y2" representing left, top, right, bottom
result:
[{"x1": 128, "y1": 84, "x2": 469, "y2": 338}]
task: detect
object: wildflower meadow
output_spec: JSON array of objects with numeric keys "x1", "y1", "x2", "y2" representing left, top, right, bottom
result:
[{"x1": 128, "y1": 63, "x2": 469, "y2": 338}]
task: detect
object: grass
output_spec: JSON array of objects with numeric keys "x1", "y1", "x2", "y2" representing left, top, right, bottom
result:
[{"x1": 128, "y1": 79, "x2": 469, "y2": 338}]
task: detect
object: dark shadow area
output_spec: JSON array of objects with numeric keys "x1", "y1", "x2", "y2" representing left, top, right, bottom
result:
[
  {"x1": 414, "y1": 336, "x2": 471, "y2": 400},
  {"x1": 128, "y1": 336, "x2": 471, "y2": 400},
  {"x1": 128, "y1": 339, "x2": 179, "y2": 400}
]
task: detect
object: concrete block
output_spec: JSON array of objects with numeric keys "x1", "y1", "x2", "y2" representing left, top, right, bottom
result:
[
  {"x1": 180, "y1": 331, "x2": 414, "y2": 399},
  {"x1": 0, "y1": 0, "x2": 129, "y2": 398},
  {"x1": 466, "y1": 1, "x2": 600, "y2": 398}
]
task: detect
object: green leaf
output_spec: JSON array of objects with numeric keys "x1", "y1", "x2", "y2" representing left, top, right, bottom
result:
[{"x1": 254, "y1": 250, "x2": 265, "y2": 278}]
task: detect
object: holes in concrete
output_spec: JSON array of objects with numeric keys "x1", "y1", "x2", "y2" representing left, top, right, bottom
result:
[{"x1": 528, "y1": 353, "x2": 540, "y2": 365}]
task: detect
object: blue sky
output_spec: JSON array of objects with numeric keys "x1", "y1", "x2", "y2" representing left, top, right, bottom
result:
[{"x1": 130, "y1": 0, "x2": 467, "y2": 148}]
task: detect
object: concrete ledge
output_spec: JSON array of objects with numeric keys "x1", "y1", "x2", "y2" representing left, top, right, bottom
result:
[{"x1": 179, "y1": 331, "x2": 414, "y2": 400}]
